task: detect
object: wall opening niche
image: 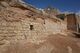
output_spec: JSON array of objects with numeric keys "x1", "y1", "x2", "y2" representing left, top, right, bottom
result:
[{"x1": 30, "y1": 25, "x2": 34, "y2": 30}]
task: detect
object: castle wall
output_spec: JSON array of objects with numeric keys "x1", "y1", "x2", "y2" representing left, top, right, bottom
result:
[
  {"x1": 66, "y1": 14, "x2": 78, "y2": 32},
  {"x1": 0, "y1": 7, "x2": 67, "y2": 44},
  {"x1": 0, "y1": 19, "x2": 66, "y2": 44}
]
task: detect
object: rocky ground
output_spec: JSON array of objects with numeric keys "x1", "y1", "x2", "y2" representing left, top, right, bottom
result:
[{"x1": 0, "y1": 34, "x2": 80, "y2": 53}]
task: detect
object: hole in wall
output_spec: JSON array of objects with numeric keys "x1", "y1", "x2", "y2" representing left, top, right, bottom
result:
[{"x1": 30, "y1": 25, "x2": 34, "y2": 30}]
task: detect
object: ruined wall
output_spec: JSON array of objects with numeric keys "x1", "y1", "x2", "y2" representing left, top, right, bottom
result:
[
  {"x1": 76, "y1": 14, "x2": 80, "y2": 33},
  {"x1": 66, "y1": 14, "x2": 78, "y2": 32},
  {"x1": 0, "y1": 7, "x2": 67, "y2": 45},
  {"x1": 0, "y1": 0, "x2": 80, "y2": 53}
]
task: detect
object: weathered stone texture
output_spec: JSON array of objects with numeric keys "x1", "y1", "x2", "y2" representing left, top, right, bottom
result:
[
  {"x1": 0, "y1": 7, "x2": 67, "y2": 44},
  {"x1": 0, "y1": 0, "x2": 79, "y2": 53}
]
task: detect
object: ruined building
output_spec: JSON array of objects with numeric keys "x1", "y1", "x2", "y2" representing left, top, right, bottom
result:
[
  {"x1": 57, "y1": 13, "x2": 80, "y2": 34},
  {"x1": 44, "y1": 7, "x2": 60, "y2": 16},
  {"x1": 66, "y1": 14, "x2": 78, "y2": 32},
  {"x1": 0, "y1": 0, "x2": 80, "y2": 53}
]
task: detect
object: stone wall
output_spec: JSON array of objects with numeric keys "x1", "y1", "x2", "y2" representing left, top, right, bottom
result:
[
  {"x1": 0, "y1": 7, "x2": 67, "y2": 45},
  {"x1": 66, "y1": 14, "x2": 78, "y2": 32}
]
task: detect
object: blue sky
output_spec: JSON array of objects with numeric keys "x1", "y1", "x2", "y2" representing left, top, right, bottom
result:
[{"x1": 24, "y1": 0, "x2": 80, "y2": 12}]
